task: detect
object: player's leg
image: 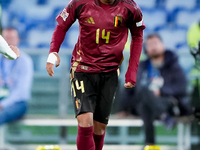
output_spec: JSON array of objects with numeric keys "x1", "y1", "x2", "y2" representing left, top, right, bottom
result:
[
  {"x1": 77, "y1": 112, "x2": 93, "y2": 127},
  {"x1": 93, "y1": 71, "x2": 118, "y2": 150},
  {"x1": 76, "y1": 113, "x2": 95, "y2": 150},
  {"x1": 71, "y1": 72, "x2": 97, "y2": 150},
  {"x1": 93, "y1": 120, "x2": 106, "y2": 150}
]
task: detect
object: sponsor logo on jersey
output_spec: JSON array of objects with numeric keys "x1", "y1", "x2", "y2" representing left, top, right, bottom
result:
[
  {"x1": 60, "y1": 8, "x2": 69, "y2": 21},
  {"x1": 85, "y1": 17, "x2": 95, "y2": 24},
  {"x1": 114, "y1": 15, "x2": 122, "y2": 27}
]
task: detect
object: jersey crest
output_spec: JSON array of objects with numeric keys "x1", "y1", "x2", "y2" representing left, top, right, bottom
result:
[{"x1": 114, "y1": 15, "x2": 122, "y2": 27}]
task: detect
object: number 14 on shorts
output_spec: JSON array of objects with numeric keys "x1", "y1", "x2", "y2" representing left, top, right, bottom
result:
[{"x1": 71, "y1": 80, "x2": 85, "y2": 97}]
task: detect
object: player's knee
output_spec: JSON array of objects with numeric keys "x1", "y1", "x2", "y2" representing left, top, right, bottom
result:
[
  {"x1": 93, "y1": 120, "x2": 107, "y2": 135},
  {"x1": 77, "y1": 112, "x2": 93, "y2": 127}
]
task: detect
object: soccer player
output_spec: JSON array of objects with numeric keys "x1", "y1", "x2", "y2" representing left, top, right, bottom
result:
[
  {"x1": 0, "y1": 34, "x2": 20, "y2": 59},
  {"x1": 46, "y1": 0, "x2": 145, "y2": 149}
]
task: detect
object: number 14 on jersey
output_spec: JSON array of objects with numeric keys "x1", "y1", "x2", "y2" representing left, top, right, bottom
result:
[{"x1": 96, "y1": 29, "x2": 110, "y2": 44}]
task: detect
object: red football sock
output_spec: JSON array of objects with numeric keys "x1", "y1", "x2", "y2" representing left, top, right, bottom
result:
[
  {"x1": 77, "y1": 125, "x2": 95, "y2": 150},
  {"x1": 93, "y1": 132, "x2": 105, "y2": 150}
]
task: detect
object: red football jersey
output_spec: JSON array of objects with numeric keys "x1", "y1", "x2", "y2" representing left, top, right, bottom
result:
[{"x1": 50, "y1": 0, "x2": 145, "y2": 84}]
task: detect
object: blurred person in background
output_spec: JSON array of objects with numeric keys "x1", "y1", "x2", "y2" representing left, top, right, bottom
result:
[
  {"x1": 187, "y1": 20, "x2": 200, "y2": 69},
  {"x1": 0, "y1": 27, "x2": 33, "y2": 125},
  {"x1": 187, "y1": 20, "x2": 200, "y2": 150},
  {"x1": 46, "y1": 0, "x2": 145, "y2": 149},
  {"x1": 117, "y1": 33, "x2": 192, "y2": 148},
  {"x1": 187, "y1": 20, "x2": 200, "y2": 119}
]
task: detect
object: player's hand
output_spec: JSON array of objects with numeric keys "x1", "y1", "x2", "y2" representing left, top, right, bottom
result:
[
  {"x1": 46, "y1": 53, "x2": 60, "y2": 77},
  {"x1": 10, "y1": 45, "x2": 20, "y2": 58},
  {"x1": 124, "y1": 82, "x2": 135, "y2": 88}
]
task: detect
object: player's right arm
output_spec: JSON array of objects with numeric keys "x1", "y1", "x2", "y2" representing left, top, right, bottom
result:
[
  {"x1": 46, "y1": 0, "x2": 81, "y2": 77},
  {"x1": 0, "y1": 35, "x2": 20, "y2": 59}
]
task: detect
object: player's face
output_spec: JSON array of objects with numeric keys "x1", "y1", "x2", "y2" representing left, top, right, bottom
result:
[
  {"x1": 2, "y1": 29, "x2": 19, "y2": 46},
  {"x1": 146, "y1": 36, "x2": 165, "y2": 58}
]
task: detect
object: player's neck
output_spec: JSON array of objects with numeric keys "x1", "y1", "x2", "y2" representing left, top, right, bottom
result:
[{"x1": 99, "y1": 0, "x2": 115, "y2": 5}]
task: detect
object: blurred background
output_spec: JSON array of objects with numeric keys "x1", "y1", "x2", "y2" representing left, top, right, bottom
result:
[{"x1": 0, "y1": 0, "x2": 200, "y2": 150}]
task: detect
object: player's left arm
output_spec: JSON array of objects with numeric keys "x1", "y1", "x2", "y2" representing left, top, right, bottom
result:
[{"x1": 125, "y1": 6, "x2": 145, "y2": 88}]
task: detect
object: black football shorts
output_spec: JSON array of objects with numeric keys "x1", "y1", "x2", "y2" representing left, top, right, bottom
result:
[{"x1": 71, "y1": 71, "x2": 118, "y2": 124}]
